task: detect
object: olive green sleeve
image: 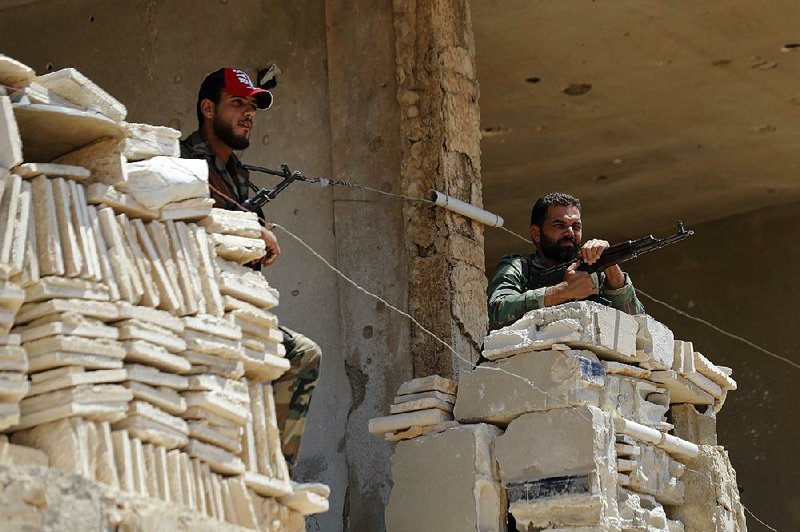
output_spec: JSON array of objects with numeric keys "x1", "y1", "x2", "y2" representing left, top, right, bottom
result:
[
  {"x1": 600, "y1": 272, "x2": 646, "y2": 315},
  {"x1": 487, "y1": 256, "x2": 547, "y2": 330}
]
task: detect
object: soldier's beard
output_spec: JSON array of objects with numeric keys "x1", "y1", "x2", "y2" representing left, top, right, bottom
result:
[
  {"x1": 212, "y1": 115, "x2": 250, "y2": 150},
  {"x1": 539, "y1": 233, "x2": 579, "y2": 263}
]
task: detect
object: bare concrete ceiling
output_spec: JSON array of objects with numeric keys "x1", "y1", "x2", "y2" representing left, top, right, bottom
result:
[{"x1": 472, "y1": 0, "x2": 800, "y2": 267}]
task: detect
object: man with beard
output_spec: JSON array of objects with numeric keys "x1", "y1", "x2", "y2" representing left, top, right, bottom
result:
[
  {"x1": 487, "y1": 192, "x2": 645, "y2": 329},
  {"x1": 181, "y1": 68, "x2": 321, "y2": 468}
]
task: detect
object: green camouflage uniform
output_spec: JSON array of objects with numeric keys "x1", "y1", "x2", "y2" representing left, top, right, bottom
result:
[
  {"x1": 487, "y1": 253, "x2": 645, "y2": 330},
  {"x1": 180, "y1": 131, "x2": 321, "y2": 466}
]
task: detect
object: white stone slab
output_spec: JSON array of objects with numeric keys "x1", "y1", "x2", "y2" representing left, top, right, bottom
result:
[
  {"x1": 198, "y1": 208, "x2": 262, "y2": 238},
  {"x1": 159, "y1": 197, "x2": 215, "y2": 222},
  {"x1": 12, "y1": 162, "x2": 90, "y2": 180},
  {"x1": 0, "y1": 55, "x2": 35, "y2": 88},
  {"x1": 16, "y1": 298, "x2": 119, "y2": 324},
  {"x1": 121, "y1": 157, "x2": 208, "y2": 211},
  {"x1": 633, "y1": 314, "x2": 675, "y2": 370},
  {"x1": 27, "y1": 368, "x2": 126, "y2": 397},
  {"x1": 397, "y1": 375, "x2": 457, "y2": 396},
  {"x1": 122, "y1": 340, "x2": 191, "y2": 374},
  {"x1": 123, "y1": 363, "x2": 188, "y2": 390},
  {"x1": 0, "y1": 96, "x2": 22, "y2": 170},
  {"x1": 368, "y1": 408, "x2": 453, "y2": 435},
  {"x1": 122, "y1": 122, "x2": 181, "y2": 161},
  {"x1": 36, "y1": 67, "x2": 127, "y2": 121},
  {"x1": 116, "y1": 302, "x2": 184, "y2": 333},
  {"x1": 185, "y1": 438, "x2": 246, "y2": 476},
  {"x1": 13, "y1": 103, "x2": 124, "y2": 162},
  {"x1": 30, "y1": 176, "x2": 65, "y2": 276},
  {"x1": 86, "y1": 182, "x2": 157, "y2": 219}
]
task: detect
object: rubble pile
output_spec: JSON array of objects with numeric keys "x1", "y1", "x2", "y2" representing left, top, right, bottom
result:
[
  {"x1": 0, "y1": 54, "x2": 327, "y2": 531},
  {"x1": 379, "y1": 301, "x2": 746, "y2": 532}
]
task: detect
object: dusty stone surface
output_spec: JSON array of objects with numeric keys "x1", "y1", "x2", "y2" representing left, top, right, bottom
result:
[
  {"x1": 35, "y1": 67, "x2": 127, "y2": 121},
  {"x1": 454, "y1": 349, "x2": 604, "y2": 425},
  {"x1": 633, "y1": 314, "x2": 675, "y2": 370},
  {"x1": 386, "y1": 424, "x2": 504, "y2": 532},
  {"x1": 667, "y1": 446, "x2": 746, "y2": 531},
  {"x1": 0, "y1": 463, "x2": 248, "y2": 531},
  {"x1": 670, "y1": 404, "x2": 717, "y2": 446},
  {"x1": 123, "y1": 122, "x2": 181, "y2": 161},
  {"x1": 484, "y1": 302, "x2": 638, "y2": 362},
  {"x1": 600, "y1": 375, "x2": 670, "y2": 431},
  {"x1": 122, "y1": 157, "x2": 208, "y2": 211}
]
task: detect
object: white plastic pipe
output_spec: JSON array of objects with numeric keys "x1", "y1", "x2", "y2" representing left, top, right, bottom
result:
[
  {"x1": 614, "y1": 417, "x2": 699, "y2": 462},
  {"x1": 430, "y1": 190, "x2": 504, "y2": 228}
]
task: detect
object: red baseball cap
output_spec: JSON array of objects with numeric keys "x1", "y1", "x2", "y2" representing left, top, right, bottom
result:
[{"x1": 198, "y1": 67, "x2": 273, "y2": 110}]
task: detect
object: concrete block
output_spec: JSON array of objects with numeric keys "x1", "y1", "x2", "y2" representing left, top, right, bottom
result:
[
  {"x1": 397, "y1": 374, "x2": 457, "y2": 396},
  {"x1": 167, "y1": 449, "x2": 184, "y2": 505},
  {"x1": 649, "y1": 370, "x2": 714, "y2": 406},
  {"x1": 124, "y1": 363, "x2": 188, "y2": 389},
  {"x1": 384, "y1": 420, "x2": 460, "y2": 442},
  {"x1": 496, "y1": 406, "x2": 618, "y2": 529},
  {"x1": 389, "y1": 397, "x2": 453, "y2": 415},
  {"x1": 0, "y1": 173, "x2": 22, "y2": 276},
  {"x1": 25, "y1": 334, "x2": 125, "y2": 360},
  {"x1": 217, "y1": 259, "x2": 279, "y2": 310},
  {"x1": 111, "y1": 429, "x2": 135, "y2": 493},
  {"x1": 623, "y1": 442, "x2": 685, "y2": 506},
  {"x1": 35, "y1": 67, "x2": 127, "y2": 121},
  {"x1": 52, "y1": 177, "x2": 83, "y2": 278},
  {"x1": 30, "y1": 176, "x2": 65, "y2": 277},
  {"x1": 169, "y1": 220, "x2": 202, "y2": 315},
  {"x1": 187, "y1": 420, "x2": 241, "y2": 454},
  {"x1": 124, "y1": 380, "x2": 187, "y2": 415},
  {"x1": 0, "y1": 96, "x2": 22, "y2": 170},
  {"x1": 484, "y1": 302, "x2": 638, "y2": 363},
  {"x1": 670, "y1": 404, "x2": 717, "y2": 445},
  {"x1": 183, "y1": 314, "x2": 242, "y2": 341},
  {"x1": 11, "y1": 418, "x2": 83, "y2": 474},
  {"x1": 198, "y1": 208, "x2": 263, "y2": 238},
  {"x1": 27, "y1": 368, "x2": 126, "y2": 397},
  {"x1": 672, "y1": 341, "x2": 695, "y2": 374},
  {"x1": 16, "y1": 298, "x2": 119, "y2": 325},
  {"x1": 0, "y1": 434, "x2": 48, "y2": 466},
  {"x1": 227, "y1": 476, "x2": 259, "y2": 527},
  {"x1": 454, "y1": 349, "x2": 604, "y2": 425},
  {"x1": 87, "y1": 206, "x2": 119, "y2": 300},
  {"x1": 130, "y1": 431, "x2": 147, "y2": 497},
  {"x1": 95, "y1": 421, "x2": 119, "y2": 488},
  {"x1": 192, "y1": 225, "x2": 225, "y2": 317},
  {"x1": 0, "y1": 55, "x2": 35, "y2": 88},
  {"x1": 118, "y1": 215, "x2": 160, "y2": 309},
  {"x1": 24, "y1": 275, "x2": 109, "y2": 303},
  {"x1": 209, "y1": 232, "x2": 266, "y2": 264},
  {"x1": 369, "y1": 408, "x2": 453, "y2": 435},
  {"x1": 600, "y1": 375, "x2": 670, "y2": 431},
  {"x1": 667, "y1": 446, "x2": 746, "y2": 531},
  {"x1": 159, "y1": 198, "x2": 214, "y2": 221},
  {"x1": 632, "y1": 314, "x2": 674, "y2": 370},
  {"x1": 186, "y1": 438, "x2": 246, "y2": 476},
  {"x1": 244, "y1": 471, "x2": 292, "y2": 498},
  {"x1": 693, "y1": 351, "x2": 737, "y2": 391},
  {"x1": 386, "y1": 424, "x2": 504, "y2": 532},
  {"x1": 117, "y1": 320, "x2": 186, "y2": 352},
  {"x1": 123, "y1": 122, "x2": 180, "y2": 161},
  {"x1": 53, "y1": 137, "x2": 127, "y2": 186},
  {"x1": 121, "y1": 157, "x2": 208, "y2": 211},
  {"x1": 12, "y1": 162, "x2": 90, "y2": 181},
  {"x1": 7, "y1": 179, "x2": 31, "y2": 279},
  {"x1": 86, "y1": 182, "x2": 156, "y2": 219}
]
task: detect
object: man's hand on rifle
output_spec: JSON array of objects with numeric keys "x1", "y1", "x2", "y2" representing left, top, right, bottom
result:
[
  {"x1": 544, "y1": 262, "x2": 598, "y2": 306},
  {"x1": 261, "y1": 225, "x2": 281, "y2": 267},
  {"x1": 579, "y1": 238, "x2": 625, "y2": 289}
]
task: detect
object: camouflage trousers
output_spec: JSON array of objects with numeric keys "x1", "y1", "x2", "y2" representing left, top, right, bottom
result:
[{"x1": 273, "y1": 326, "x2": 321, "y2": 467}]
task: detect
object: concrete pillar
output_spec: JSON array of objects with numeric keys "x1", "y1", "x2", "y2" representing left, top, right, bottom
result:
[{"x1": 393, "y1": 0, "x2": 488, "y2": 376}]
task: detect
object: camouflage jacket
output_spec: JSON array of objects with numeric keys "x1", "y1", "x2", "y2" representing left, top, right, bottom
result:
[
  {"x1": 487, "y1": 252, "x2": 645, "y2": 330},
  {"x1": 179, "y1": 130, "x2": 263, "y2": 217}
]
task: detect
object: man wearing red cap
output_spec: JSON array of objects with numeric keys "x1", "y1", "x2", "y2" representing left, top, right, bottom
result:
[{"x1": 181, "y1": 68, "x2": 321, "y2": 468}]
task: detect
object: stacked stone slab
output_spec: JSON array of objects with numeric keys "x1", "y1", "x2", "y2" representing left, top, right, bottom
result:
[
  {"x1": 0, "y1": 54, "x2": 328, "y2": 530},
  {"x1": 369, "y1": 375, "x2": 459, "y2": 441},
  {"x1": 385, "y1": 301, "x2": 745, "y2": 531}
]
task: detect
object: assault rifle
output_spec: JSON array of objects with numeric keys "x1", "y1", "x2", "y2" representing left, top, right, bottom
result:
[
  {"x1": 530, "y1": 221, "x2": 694, "y2": 290},
  {"x1": 241, "y1": 163, "x2": 307, "y2": 212}
]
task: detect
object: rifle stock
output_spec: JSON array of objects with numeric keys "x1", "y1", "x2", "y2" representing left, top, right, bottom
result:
[{"x1": 529, "y1": 221, "x2": 693, "y2": 290}]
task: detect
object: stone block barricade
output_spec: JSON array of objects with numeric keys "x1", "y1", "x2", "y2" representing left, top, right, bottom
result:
[
  {"x1": 0, "y1": 55, "x2": 328, "y2": 530},
  {"x1": 375, "y1": 302, "x2": 746, "y2": 531}
]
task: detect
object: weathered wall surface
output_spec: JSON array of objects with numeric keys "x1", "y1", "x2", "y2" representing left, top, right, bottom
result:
[
  {"x1": 625, "y1": 201, "x2": 800, "y2": 530},
  {"x1": 394, "y1": 0, "x2": 487, "y2": 377}
]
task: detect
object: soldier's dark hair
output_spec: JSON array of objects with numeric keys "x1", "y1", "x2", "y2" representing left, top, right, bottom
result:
[
  {"x1": 530, "y1": 192, "x2": 581, "y2": 227},
  {"x1": 196, "y1": 89, "x2": 222, "y2": 128}
]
